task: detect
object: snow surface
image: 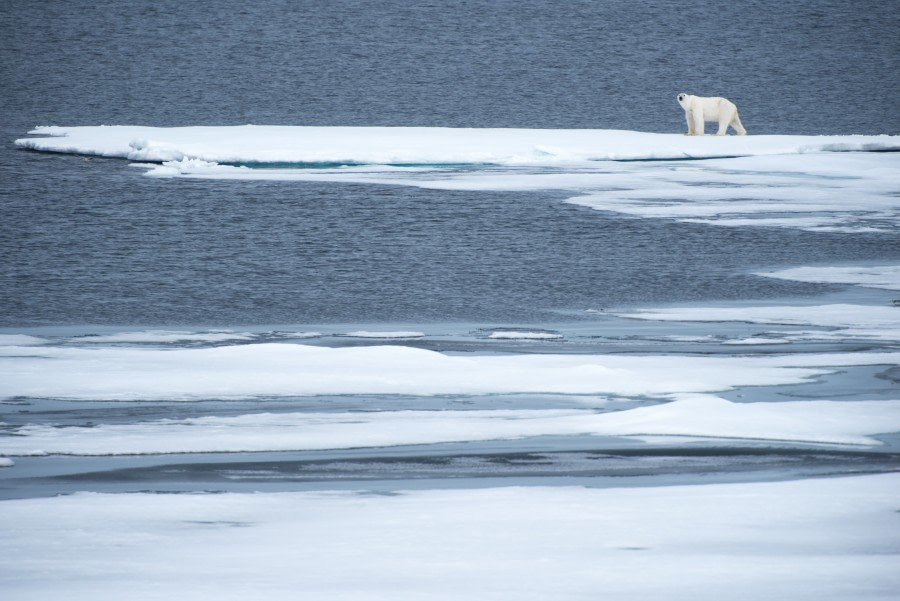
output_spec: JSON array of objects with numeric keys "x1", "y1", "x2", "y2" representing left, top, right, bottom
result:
[
  {"x1": 16, "y1": 125, "x2": 900, "y2": 164},
  {"x1": 4, "y1": 342, "x2": 897, "y2": 401},
  {"x1": 1, "y1": 473, "x2": 898, "y2": 601}
]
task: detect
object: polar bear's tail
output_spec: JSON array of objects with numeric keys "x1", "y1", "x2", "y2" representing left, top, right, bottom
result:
[{"x1": 731, "y1": 112, "x2": 747, "y2": 136}]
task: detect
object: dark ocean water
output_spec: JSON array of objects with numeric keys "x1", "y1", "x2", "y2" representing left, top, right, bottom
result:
[{"x1": 1, "y1": 0, "x2": 899, "y2": 326}]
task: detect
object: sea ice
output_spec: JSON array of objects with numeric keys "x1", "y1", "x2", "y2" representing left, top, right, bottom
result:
[
  {"x1": 1, "y1": 473, "x2": 897, "y2": 600},
  {"x1": 5, "y1": 342, "x2": 897, "y2": 401},
  {"x1": 487, "y1": 331, "x2": 564, "y2": 340},
  {"x1": 0, "y1": 334, "x2": 47, "y2": 346},
  {"x1": 78, "y1": 330, "x2": 256, "y2": 343},
  {"x1": 342, "y1": 331, "x2": 426, "y2": 339},
  {"x1": 16, "y1": 125, "x2": 900, "y2": 164},
  {"x1": 1, "y1": 395, "x2": 898, "y2": 456},
  {"x1": 757, "y1": 264, "x2": 900, "y2": 291},
  {"x1": 617, "y1": 304, "x2": 900, "y2": 343}
]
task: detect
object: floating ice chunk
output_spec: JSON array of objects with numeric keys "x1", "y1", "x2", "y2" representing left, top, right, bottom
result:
[
  {"x1": 488, "y1": 331, "x2": 564, "y2": 340},
  {"x1": 757, "y1": 265, "x2": 900, "y2": 291},
  {"x1": 0, "y1": 457, "x2": 14, "y2": 467},
  {"x1": 618, "y1": 303, "x2": 900, "y2": 343},
  {"x1": 619, "y1": 303, "x2": 898, "y2": 329},
  {"x1": 342, "y1": 331, "x2": 426, "y2": 339},
  {"x1": 722, "y1": 337, "x2": 791, "y2": 345},
  {"x1": 78, "y1": 330, "x2": 256, "y2": 344}
]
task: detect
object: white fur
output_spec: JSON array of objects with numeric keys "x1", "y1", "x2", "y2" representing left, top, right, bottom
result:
[{"x1": 676, "y1": 93, "x2": 746, "y2": 136}]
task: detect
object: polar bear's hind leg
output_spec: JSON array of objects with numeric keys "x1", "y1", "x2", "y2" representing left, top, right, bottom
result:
[
  {"x1": 716, "y1": 103, "x2": 736, "y2": 136},
  {"x1": 730, "y1": 111, "x2": 747, "y2": 135}
]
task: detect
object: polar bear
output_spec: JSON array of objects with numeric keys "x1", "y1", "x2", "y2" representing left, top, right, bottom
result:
[{"x1": 677, "y1": 93, "x2": 746, "y2": 136}]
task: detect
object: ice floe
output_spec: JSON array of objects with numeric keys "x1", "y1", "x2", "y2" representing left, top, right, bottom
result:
[
  {"x1": 1, "y1": 395, "x2": 898, "y2": 456},
  {"x1": 4, "y1": 342, "x2": 897, "y2": 401},
  {"x1": 16, "y1": 125, "x2": 900, "y2": 164},
  {"x1": 1, "y1": 473, "x2": 897, "y2": 600},
  {"x1": 618, "y1": 303, "x2": 900, "y2": 343},
  {"x1": 487, "y1": 331, "x2": 564, "y2": 340},
  {"x1": 757, "y1": 264, "x2": 900, "y2": 291},
  {"x1": 342, "y1": 331, "x2": 426, "y2": 339},
  {"x1": 78, "y1": 330, "x2": 257, "y2": 343}
]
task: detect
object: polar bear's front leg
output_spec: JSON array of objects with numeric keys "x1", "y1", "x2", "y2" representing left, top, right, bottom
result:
[
  {"x1": 685, "y1": 111, "x2": 696, "y2": 135},
  {"x1": 691, "y1": 110, "x2": 705, "y2": 136}
]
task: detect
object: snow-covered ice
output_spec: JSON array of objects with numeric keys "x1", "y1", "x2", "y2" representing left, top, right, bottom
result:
[
  {"x1": 757, "y1": 264, "x2": 900, "y2": 291},
  {"x1": 4, "y1": 341, "x2": 898, "y2": 401},
  {"x1": 1, "y1": 473, "x2": 897, "y2": 601},
  {"x1": 618, "y1": 303, "x2": 900, "y2": 343},
  {"x1": 342, "y1": 331, "x2": 426, "y2": 339},
  {"x1": 16, "y1": 125, "x2": 900, "y2": 164},
  {"x1": 78, "y1": 330, "x2": 257, "y2": 343},
  {"x1": 1, "y1": 396, "x2": 898, "y2": 456},
  {"x1": 488, "y1": 331, "x2": 564, "y2": 340}
]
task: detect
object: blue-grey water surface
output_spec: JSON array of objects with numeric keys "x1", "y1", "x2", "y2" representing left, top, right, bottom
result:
[{"x1": 2, "y1": 0, "x2": 899, "y2": 326}]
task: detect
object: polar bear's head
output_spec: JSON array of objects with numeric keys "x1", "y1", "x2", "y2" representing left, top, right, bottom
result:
[{"x1": 676, "y1": 93, "x2": 690, "y2": 108}]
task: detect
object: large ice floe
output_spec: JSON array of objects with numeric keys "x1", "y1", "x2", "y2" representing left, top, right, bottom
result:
[
  {"x1": 1, "y1": 473, "x2": 898, "y2": 601},
  {"x1": 16, "y1": 125, "x2": 900, "y2": 164},
  {"x1": 2, "y1": 342, "x2": 897, "y2": 402},
  {"x1": 16, "y1": 125, "x2": 900, "y2": 233},
  {"x1": 2, "y1": 396, "x2": 899, "y2": 456}
]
